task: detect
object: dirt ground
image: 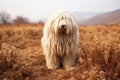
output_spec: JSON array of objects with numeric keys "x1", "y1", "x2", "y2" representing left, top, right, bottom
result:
[{"x1": 0, "y1": 24, "x2": 120, "y2": 80}]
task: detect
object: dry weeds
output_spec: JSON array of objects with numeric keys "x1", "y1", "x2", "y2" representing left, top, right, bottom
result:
[{"x1": 0, "y1": 24, "x2": 120, "y2": 80}]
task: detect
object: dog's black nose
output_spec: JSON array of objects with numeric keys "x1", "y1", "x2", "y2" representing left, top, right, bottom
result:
[{"x1": 61, "y1": 25, "x2": 65, "y2": 28}]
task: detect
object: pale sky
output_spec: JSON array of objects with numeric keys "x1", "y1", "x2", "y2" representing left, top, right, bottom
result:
[{"x1": 0, "y1": 0, "x2": 120, "y2": 21}]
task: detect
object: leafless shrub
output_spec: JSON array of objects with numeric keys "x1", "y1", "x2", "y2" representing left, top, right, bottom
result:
[{"x1": 0, "y1": 11, "x2": 11, "y2": 24}]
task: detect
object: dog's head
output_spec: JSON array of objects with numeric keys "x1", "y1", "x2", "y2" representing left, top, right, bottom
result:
[{"x1": 45, "y1": 11, "x2": 78, "y2": 35}]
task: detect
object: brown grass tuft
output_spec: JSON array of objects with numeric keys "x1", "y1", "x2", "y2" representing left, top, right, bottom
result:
[{"x1": 0, "y1": 24, "x2": 120, "y2": 80}]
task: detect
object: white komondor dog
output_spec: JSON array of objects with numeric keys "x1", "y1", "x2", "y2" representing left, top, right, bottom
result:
[{"x1": 41, "y1": 11, "x2": 79, "y2": 70}]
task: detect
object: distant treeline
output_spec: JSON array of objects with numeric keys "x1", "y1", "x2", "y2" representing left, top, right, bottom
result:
[{"x1": 0, "y1": 11, "x2": 44, "y2": 24}]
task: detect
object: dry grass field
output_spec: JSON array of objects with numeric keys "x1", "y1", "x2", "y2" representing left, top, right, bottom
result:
[{"x1": 0, "y1": 24, "x2": 120, "y2": 80}]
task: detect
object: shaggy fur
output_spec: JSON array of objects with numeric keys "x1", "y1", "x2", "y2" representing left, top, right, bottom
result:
[{"x1": 41, "y1": 11, "x2": 79, "y2": 70}]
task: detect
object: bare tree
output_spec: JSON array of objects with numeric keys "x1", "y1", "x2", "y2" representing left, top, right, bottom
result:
[
  {"x1": 0, "y1": 11, "x2": 11, "y2": 24},
  {"x1": 13, "y1": 16, "x2": 29, "y2": 24}
]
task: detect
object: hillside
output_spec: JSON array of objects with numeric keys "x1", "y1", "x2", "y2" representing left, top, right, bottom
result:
[
  {"x1": 74, "y1": 12, "x2": 100, "y2": 22},
  {"x1": 81, "y1": 9, "x2": 120, "y2": 25}
]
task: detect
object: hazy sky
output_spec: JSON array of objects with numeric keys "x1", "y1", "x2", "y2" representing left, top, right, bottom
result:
[{"x1": 0, "y1": 0, "x2": 120, "y2": 21}]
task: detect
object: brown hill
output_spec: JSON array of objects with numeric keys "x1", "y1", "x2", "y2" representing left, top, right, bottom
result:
[{"x1": 81, "y1": 9, "x2": 120, "y2": 25}]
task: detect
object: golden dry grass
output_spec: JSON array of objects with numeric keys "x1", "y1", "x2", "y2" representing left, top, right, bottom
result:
[{"x1": 0, "y1": 24, "x2": 120, "y2": 80}]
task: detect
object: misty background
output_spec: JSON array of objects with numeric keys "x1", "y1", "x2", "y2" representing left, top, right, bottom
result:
[{"x1": 0, "y1": 0, "x2": 120, "y2": 23}]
